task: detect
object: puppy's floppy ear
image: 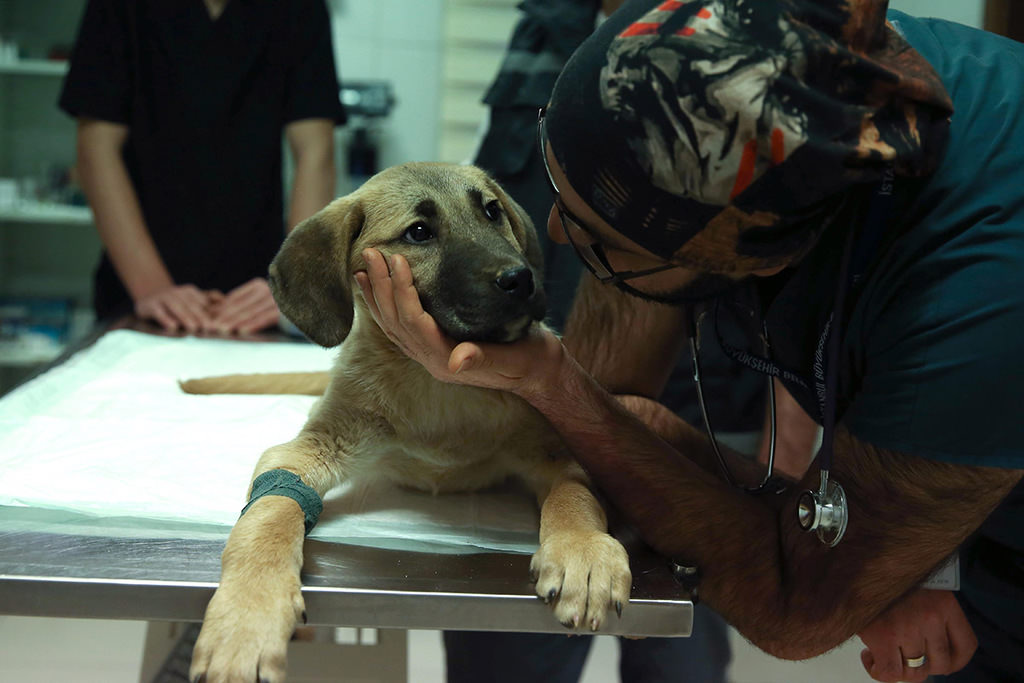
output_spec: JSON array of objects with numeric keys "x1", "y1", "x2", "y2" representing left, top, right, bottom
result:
[
  {"x1": 269, "y1": 197, "x2": 364, "y2": 347},
  {"x1": 489, "y1": 177, "x2": 545, "y2": 273}
]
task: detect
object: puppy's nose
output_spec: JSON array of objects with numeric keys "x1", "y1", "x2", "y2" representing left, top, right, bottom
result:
[{"x1": 495, "y1": 267, "x2": 535, "y2": 300}]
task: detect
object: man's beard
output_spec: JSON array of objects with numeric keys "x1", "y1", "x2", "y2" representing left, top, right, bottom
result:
[{"x1": 613, "y1": 271, "x2": 745, "y2": 306}]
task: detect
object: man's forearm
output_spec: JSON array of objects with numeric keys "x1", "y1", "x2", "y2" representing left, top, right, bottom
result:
[
  {"x1": 528, "y1": 350, "x2": 1015, "y2": 659},
  {"x1": 77, "y1": 131, "x2": 173, "y2": 300},
  {"x1": 521, "y1": 353, "x2": 998, "y2": 661},
  {"x1": 285, "y1": 120, "x2": 336, "y2": 233},
  {"x1": 557, "y1": 282, "x2": 803, "y2": 646},
  {"x1": 616, "y1": 394, "x2": 786, "y2": 490},
  {"x1": 288, "y1": 154, "x2": 335, "y2": 232},
  {"x1": 527, "y1": 357, "x2": 802, "y2": 646}
]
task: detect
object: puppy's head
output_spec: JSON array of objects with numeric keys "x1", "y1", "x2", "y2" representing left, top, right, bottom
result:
[{"x1": 269, "y1": 162, "x2": 546, "y2": 347}]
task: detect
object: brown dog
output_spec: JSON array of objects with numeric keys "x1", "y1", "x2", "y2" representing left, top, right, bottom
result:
[{"x1": 186, "y1": 163, "x2": 631, "y2": 682}]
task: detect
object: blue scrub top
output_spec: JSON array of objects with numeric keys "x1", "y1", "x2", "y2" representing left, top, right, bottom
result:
[{"x1": 761, "y1": 10, "x2": 1024, "y2": 662}]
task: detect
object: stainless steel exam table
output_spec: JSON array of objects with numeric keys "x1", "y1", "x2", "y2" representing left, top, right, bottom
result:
[{"x1": 0, "y1": 318, "x2": 693, "y2": 638}]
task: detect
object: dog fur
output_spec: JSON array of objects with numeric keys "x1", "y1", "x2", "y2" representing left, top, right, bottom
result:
[{"x1": 186, "y1": 162, "x2": 631, "y2": 683}]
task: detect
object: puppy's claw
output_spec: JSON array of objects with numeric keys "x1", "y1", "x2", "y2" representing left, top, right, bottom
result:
[
  {"x1": 302, "y1": 610, "x2": 308, "y2": 624},
  {"x1": 616, "y1": 601, "x2": 623, "y2": 618},
  {"x1": 590, "y1": 618, "x2": 600, "y2": 631},
  {"x1": 547, "y1": 588, "x2": 557, "y2": 603}
]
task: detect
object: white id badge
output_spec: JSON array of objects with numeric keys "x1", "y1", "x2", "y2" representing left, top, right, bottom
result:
[{"x1": 921, "y1": 554, "x2": 960, "y2": 591}]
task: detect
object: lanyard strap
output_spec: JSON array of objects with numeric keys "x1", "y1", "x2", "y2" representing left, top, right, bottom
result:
[
  {"x1": 815, "y1": 227, "x2": 857, "y2": 473},
  {"x1": 712, "y1": 300, "x2": 812, "y2": 393},
  {"x1": 816, "y1": 165, "x2": 895, "y2": 472}
]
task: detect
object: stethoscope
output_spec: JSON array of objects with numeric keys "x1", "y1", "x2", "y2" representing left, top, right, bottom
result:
[{"x1": 687, "y1": 166, "x2": 895, "y2": 548}]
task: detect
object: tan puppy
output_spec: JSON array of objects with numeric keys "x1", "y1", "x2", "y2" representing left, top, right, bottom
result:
[{"x1": 187, "y1": 163, "x2": 631, "y2": 683}]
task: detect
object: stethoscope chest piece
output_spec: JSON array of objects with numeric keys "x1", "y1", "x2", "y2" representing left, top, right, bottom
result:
[{"x1": 797, "y1": 471, "x2": 848, "y2": 548}]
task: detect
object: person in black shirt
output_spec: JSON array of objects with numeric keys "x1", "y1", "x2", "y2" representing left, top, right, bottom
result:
[{"x1": 60, "y1": 0, "x2": 346, "y2": 333}]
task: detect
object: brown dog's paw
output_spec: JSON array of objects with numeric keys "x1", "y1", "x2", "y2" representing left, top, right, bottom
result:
[
  {"x1": 530, "y1": 531, "x2": 631, "y2": 631},
  {"x1": 189, "y1": 575, "x2": 305, "y2": 683}
]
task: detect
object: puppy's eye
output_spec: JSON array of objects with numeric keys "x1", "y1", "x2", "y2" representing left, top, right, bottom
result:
[
  {"x1": 403, "y1": 222, "x2": 434, "y2": 243},
  {"x1": 484, "y1": 200, "x2": 502, "y2": 222}
]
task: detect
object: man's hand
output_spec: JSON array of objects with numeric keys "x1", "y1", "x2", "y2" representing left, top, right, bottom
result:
[
  {"x1": 135, "y1": 284, "x2": 222, "y2": 333},
  {"x1": 352, "y1": 248, "x2": 564, "y2": 397},
  {"x1": 207, "y1": 277, "x2": 281, "y2": 334},
  {"x1": 858, "y1": 588, "x2": 977, "y2": 682}
]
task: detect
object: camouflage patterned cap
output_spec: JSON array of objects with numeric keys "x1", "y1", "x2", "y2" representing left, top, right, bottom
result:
[{"x1": 546, "y1": 0, "x2": 953, "y2": 272}]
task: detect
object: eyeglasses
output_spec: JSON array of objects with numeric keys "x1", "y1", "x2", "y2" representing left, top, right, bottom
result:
[{"x1": 537, "y1": 107, "x2": 681, "y2": 285}]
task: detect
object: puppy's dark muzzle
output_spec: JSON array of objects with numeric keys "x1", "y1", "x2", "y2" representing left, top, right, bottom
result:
[
  {"x1": 495, "y1": 267, "x2": 535, "y2": 301},
  {"x1": 429, "y1": 240, "x2": 547, "y2": 342}
]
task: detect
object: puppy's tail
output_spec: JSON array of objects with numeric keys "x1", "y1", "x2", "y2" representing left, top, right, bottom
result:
[{"x1": 179, "y1": 372, "x2": 329, "y2": 395}]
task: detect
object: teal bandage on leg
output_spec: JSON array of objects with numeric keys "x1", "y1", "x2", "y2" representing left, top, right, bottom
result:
[{"x1": 240, "y1": 469, "x2": 323, "y2": 535}]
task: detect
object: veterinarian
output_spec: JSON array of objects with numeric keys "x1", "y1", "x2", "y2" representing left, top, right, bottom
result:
[
  {"x1": 60, "y1": 0, "x2": 345, "y2": 334},
  {"x1": 356, "y1": 1, "x2": 1024, "y2": 681}
]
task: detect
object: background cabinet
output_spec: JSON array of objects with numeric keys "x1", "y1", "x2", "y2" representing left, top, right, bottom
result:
[{"x1": 0, "y1": 1, "x2": 98, "y2": 392}]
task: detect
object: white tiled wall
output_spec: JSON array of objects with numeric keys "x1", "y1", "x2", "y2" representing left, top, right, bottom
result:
[
  {"x1": 321, "y1": 0, "x2": 987, "y2": 178},
  {"x1": 327, "y1": 0, "x2": 445, "y2": 171}
]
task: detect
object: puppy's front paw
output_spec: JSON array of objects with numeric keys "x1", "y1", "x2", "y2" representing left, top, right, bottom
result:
[
  {"x1": 189, "y1": 574, "x2": 305, "y2": 683},
  {"x1": 530, "y1": 531, "x2": 631, "y2": 631}
]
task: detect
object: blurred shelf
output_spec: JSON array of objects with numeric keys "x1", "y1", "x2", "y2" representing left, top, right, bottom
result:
[
  {"x1": 0, "y1": 202, "x2": 93, "y2": 225},
  {"x1": 0, "y1": 343, "x2": 63, "y2": 367},
  {"x1": 0, "y1": 59, "x2": 69, "y2": 76},
  {"x1": 0, "y1": 307, "x2": 95, "y2": 369}
]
